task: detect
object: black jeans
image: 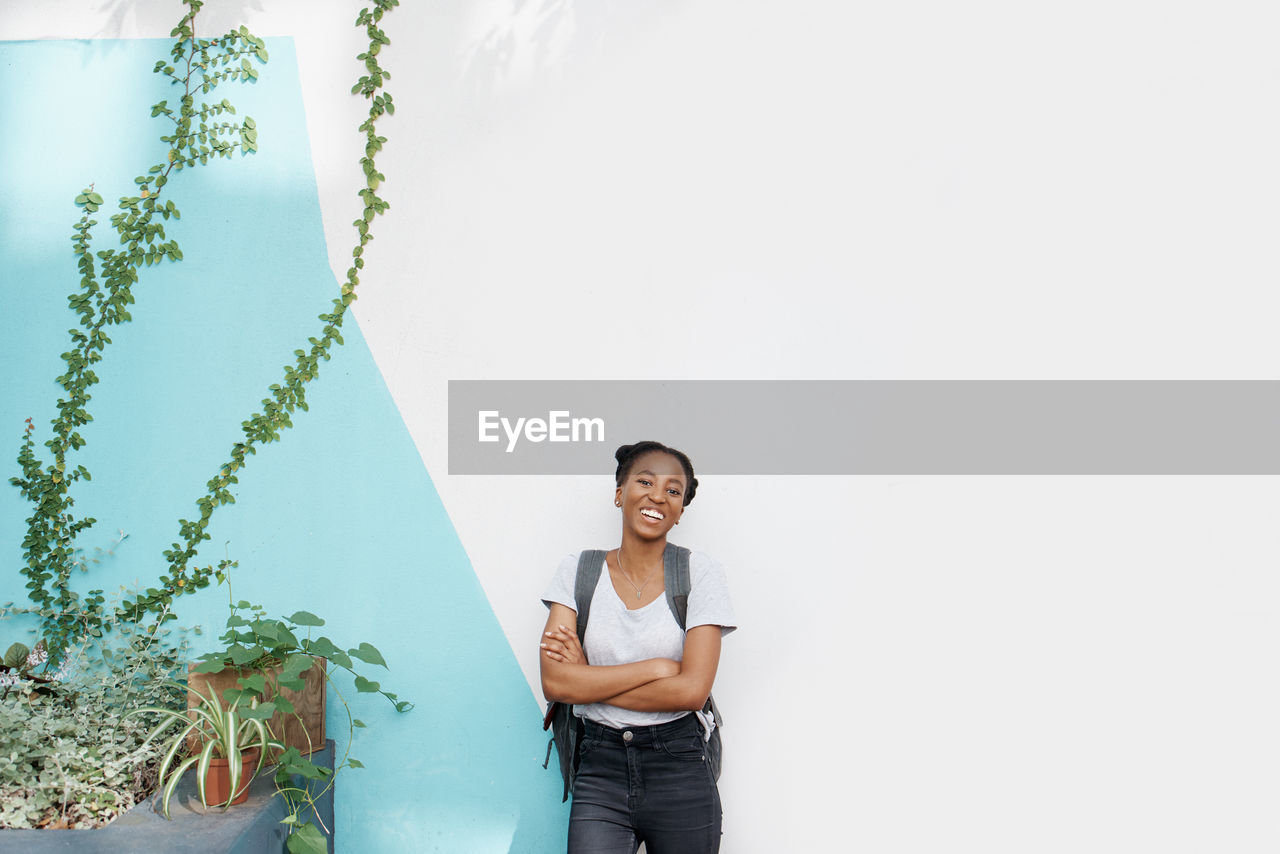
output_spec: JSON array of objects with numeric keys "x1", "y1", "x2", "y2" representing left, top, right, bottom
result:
[{"x1": 569, "y1": 714, "x2": 722, "y2": 854}]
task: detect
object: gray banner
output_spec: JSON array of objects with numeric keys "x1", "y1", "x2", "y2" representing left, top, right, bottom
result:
[{"x1": 447, "y1": 381, "x2": 1280, "y2": 474}]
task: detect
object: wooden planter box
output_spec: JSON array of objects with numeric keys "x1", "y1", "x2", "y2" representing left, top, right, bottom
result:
[{"x1": 187, "y1": 658, "x2": 327, "y2": 756}]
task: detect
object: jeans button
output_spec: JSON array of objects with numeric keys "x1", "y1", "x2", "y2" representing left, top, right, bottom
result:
[{"x1": 622, "y1": 730, "x2": 633, "y2": 742}]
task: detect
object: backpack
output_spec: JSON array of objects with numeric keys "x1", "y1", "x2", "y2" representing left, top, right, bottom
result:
[{"x1": 542, "y1": 543, "x2": 724, "y2": 802}]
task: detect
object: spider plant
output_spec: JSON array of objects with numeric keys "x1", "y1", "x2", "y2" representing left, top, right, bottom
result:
[{"x1": 131, "y1": 679, "x2": 284, "y2": 817}]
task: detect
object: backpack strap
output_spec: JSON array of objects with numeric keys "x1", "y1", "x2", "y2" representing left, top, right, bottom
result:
[
  {"x1": 574, "y1": 550, "x2": 607, "y2": 641},
  {"x1": 541, "y1": 549, "x2": 608, "y2": 803},
  {"x1": 662, "y1": 543, "x2": 692, "y2": 630},
  {"x1": 662, "y1": 544, "x2": 723, "y2": 730}
]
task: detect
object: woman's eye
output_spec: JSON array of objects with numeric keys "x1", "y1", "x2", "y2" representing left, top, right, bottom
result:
[
  {"x1": 667, "y1": 488, "x2": 681, "y2": 496},
  {"x1": 638, "y1": 479, "x2": 652, "y2": 486}
]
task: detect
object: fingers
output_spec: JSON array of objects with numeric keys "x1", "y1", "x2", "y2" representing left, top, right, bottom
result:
[
  {"x1": 539, "y1": 634, "x2": 571, "y2": 656},
  {"x1": 540, "y1": 625, "x2": 583, "y2": 663},
  {"x1": 550, "y1": 626, "x2": 581, "y2": 646},
  {"x1": 544, "y1": 627, "x2": 581, "y2": 649},
  {"x1": 540, "y1": 641, "x2": 574, "y2": 663}
]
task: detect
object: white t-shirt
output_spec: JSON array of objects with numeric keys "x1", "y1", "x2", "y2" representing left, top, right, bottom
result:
[{"x1": 542, "y1": 549, "x2": 736, "y2": 728}]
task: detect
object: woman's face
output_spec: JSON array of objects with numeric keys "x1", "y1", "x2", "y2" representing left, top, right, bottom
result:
[{"x1": 615, "y1": 451, "x2": 688, "y2": 541}]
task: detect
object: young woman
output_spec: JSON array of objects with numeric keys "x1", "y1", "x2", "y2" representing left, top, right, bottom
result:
[{"x1": 540, "y1": 441, "x2": 736, "y2": 854}]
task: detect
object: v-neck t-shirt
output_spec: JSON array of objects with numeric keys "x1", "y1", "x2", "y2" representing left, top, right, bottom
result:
[{"x1": 542, "y1": 549, "x2": 736, "y2": 728}]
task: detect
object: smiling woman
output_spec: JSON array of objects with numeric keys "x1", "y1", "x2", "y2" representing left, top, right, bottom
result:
[{"x1": 539, "y1": 441, "x2": 736, "y2": 854}]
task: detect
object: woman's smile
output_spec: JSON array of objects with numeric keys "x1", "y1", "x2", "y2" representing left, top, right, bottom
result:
[{"x1": 616, "y1": 450, "x2": 687, "y2": 539}]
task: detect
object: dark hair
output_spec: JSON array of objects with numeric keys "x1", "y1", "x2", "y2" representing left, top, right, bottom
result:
[{"x1": 614, "y1": 441, "x2": 698, "y2": 506}]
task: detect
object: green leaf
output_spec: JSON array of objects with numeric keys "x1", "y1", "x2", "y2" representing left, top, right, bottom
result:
[
  {"x1": 305, "y1": 636, "x2": 340, "y2": 658},
  {"x1": 277, "y1": 653, "x2": 313, "y2": 690},
  {"x1": 193, "y1": 658, "x2": 227, "y2": 674},
  {"x1": 286, "y1": 822, "x2": 329, "y2": 854},
  {"x1": 236, "y1": 672, "x2": 267, "y2": 694},
  {"x1": 346, "y1": 758, "x2": 364, "y2": 769},
  {"x1": 240, "y1": 701, "x2": 276, "y2": 720},
  {"x1": 4, "y1": 643, "x2": 30, "y2": 669},
  {"x1": 348, "y1": 642, "x2": 387, "y2": 669},
  {"x1": 251, "y1": 620, "x2": 281, "y2": 643},
  {"x1": 281, "y1": 652, "x2": 314, "y2": 677},
  {"x1": 352, "y1": 719, "x2": 366, "y2": 728},
  {"x1": 353, "y1": 676, "x2": 380, "y2": 693},
  {"x1": 289, "y1": 610, "x2": 324, "y2": 627}
]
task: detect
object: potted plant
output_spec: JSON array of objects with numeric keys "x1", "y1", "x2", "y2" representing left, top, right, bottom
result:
[
  {"x1": 131, "y1": 679, "x2": 283, "y2": 818},
  {"x1": 189, "y1": 571, "x2": 410, "y2": 748},
  {"x1": 181, "y1": 583, "x2": 411, "y2": 852}
]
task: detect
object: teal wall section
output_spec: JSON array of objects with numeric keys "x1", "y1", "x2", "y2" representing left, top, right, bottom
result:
[{"x1": 0, "y1": 38, "x2": 568, "y2": 851}]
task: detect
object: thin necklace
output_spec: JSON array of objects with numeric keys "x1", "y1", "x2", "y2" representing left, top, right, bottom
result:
[{"x1": 616, "y1": 549, "x2": 658, "y2": 600}]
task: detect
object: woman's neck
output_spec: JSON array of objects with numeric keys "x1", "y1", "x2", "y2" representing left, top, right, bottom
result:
[{"x1": 618, "y1": 535, "x2": 667, "y2": 569}]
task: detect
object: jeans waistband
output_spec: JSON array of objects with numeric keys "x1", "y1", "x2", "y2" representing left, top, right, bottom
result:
[{"x1": 581, "y1": 713, "x2": 697, "y2": 746}]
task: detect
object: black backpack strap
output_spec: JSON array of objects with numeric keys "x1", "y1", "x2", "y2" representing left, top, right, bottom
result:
[
  {"x1": 662, "y1": 544, "x2": 723, "y2": 732},
  {"x1": 575, "y1": 550, "x2": 607, "y2": 642},
  {"x1": 542, "y1": 549, "x2": 608, "y2": 803},
  {"x1": 662, "y1": 543, "x2": 692, "y2": 629}
]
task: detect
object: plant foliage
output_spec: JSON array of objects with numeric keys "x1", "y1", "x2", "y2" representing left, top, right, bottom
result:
[
  {"x1": 9, "y1": 0, "x2": 267, "y2": 660},
  {"x1": 130, "y1": 678, "x2": 282, "y2": 818},
  {"x1": 6, "y1": 0, "x2": 407, "y2": 846},
  {"x1": 0, "y1": 606, "x2": 189, "y2": 829}
]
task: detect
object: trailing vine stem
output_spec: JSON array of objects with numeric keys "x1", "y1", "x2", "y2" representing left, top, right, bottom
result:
[
  {"x1": 11, "y1": 0, "x2": 265, "y2": 660},
  {"x1": 124, "y1": 0, "x2": 401, "y2": 624}
]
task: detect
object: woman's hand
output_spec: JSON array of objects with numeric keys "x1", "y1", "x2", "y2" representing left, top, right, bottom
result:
[
  {"x1": 540, "y1": 624, "x2": 586, "y2": 665},
  {"x1": 540, "y1": 603, "x2": 681, "y2": 703}
]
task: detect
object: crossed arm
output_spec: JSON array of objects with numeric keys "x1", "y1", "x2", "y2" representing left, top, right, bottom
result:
[{"x1": 539, "y1": 602, "x2": 722, "y2": 713}]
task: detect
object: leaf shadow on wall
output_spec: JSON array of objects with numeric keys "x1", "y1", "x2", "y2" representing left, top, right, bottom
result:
[
  {"x1": 92, "y1": 0, "x2": 266, "y2": 42},
  {"x1": 458, "y1": 0, "x2": 670, "y2": 97}
]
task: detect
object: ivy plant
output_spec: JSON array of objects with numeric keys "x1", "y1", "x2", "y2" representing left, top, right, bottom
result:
[
  {"x1": 10, "y1": 0, "x2": 268, "y2": 660},
  {"x1": 123, "y1": 0, "x2": 402, "y2": 625},
  {"x1": 12, "y1": 0, "x2": 404, "y2": 659}
]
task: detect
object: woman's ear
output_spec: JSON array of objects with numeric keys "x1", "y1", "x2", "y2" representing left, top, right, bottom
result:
[{"x1": 614, "y1": 486, "x2": 623, "y2": 508}]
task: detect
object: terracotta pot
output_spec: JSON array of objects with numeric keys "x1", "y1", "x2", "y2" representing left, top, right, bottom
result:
[{"x1": 202, "y1": 747, "x2": 260, "y2": 807}]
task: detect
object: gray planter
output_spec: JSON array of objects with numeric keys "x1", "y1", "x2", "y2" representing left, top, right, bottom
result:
[{"x1": 0, "y1": 741, "x2": 335, "y2": 853}]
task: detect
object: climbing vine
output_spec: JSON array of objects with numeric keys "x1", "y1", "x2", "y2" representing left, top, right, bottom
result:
[
  {"x1": 123, "y1": 0, "x2": 401, "y2": 623},
  {"x1": 14, "y1": 0, "x2": 401, "y2": 651},
  {"x1": 11, "y1": 0, "x2": 266, "y2": 658}
]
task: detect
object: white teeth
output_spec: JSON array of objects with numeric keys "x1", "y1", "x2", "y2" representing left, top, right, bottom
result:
[{"x1": 640, "y1": 508, "x2": 664, "y2": 520}]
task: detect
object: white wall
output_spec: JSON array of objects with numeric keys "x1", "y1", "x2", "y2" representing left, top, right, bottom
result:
[{"x1": 8, "y1": 2, "x2": 1279, "y2": 850}]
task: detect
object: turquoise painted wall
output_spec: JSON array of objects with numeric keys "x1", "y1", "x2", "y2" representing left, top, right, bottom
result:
[{"x1": 0, "y1": 38, "x2": 567, "y2": 851}]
